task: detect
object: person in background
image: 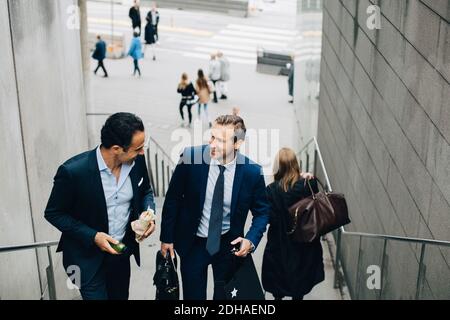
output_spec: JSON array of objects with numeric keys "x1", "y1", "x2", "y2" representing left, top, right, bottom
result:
[
  {"x1": 92, "y1": 35, "x2": 108, "y2": 78},
  {"x1": 217, "y1": 51, "x2": 230, "y2": 100},
  {"x1": 208, "y1": 53, "x2": 221, "y2": 103},
  {"x1": 149, "y1": 3, "x2": 160, "y2": 42},
  {"x1": 144, "y1": 4, "x2": 159, "y2": 60},
  {"x1": 177, "y1": 73, "x2": 196, "y2": 128},
  {"x1": 195, "y1": 69, "x2": 212, "y2": 128},
  {"x1": 129, "y1": 0, "x2": 142, "y2": 36},
  {"x1": 287, "y1": 62, "x2": 294, "y2": 103},
  {"x1": 128, "y1": 32, "x2": 143, "y2": 77},
  {"x1": 262, "y1": 148, "x2": 324, "y2": 300}
]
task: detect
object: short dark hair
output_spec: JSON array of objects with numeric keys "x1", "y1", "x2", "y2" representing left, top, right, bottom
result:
[
  {"x1": 214, "y1": 115, "x2": 246, "y2": 142},
  {"x1": 101, "y1": 112, "x2": 144, "y2": 151}
]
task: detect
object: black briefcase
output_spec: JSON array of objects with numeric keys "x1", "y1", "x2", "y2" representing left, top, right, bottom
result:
[
  {"x1": 223, "y1": 255, "x2": 265, "y2": 300},
  {"x1": 153, "y1": 251, "x2": 180, "y2": 300}
]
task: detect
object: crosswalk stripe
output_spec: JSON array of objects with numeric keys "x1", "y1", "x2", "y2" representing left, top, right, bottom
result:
[
  {"x1": 211, "y1": 35, "x2": 289, "y2": 48},
  {"x1": 182, "y1": 52, "x2": 255, "y2": 65},
  {"x1": 167, "y1": 36, "x2": 320, "y2": 52},
  {"x1": 193, "y1": 46, "x2": 255, "y2": 59},
  {"x1": 219, "y1": 29, "x2": 294, "y2": 42},
  {"x1": 165, "y1": 37, "x2": 257, "y2": 52},
  {"x1": 226, "y1": 24, "x2": 298, "y2": 36}
]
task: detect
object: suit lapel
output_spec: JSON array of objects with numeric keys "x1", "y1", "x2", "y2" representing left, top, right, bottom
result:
[
  {"x1": 88, "y1": 149, "x2": 109, "y2": 233},
  {"x1": 230, "y1": 152, "x2": 245, "y2": 218},
  {"x1": 129, "y1": 164, "x2": 140, "y2": 220},
  {"x1": 199, "y1": 145, "x2": 211, "y2": 211}
]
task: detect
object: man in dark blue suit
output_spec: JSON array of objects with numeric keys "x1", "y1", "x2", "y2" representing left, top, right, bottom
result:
[
  {"x1": 160, "y1": 115, "x2": 270, "y2": 300},
  {"x1": 92, "y1": 35, "x2": 108, "y2": 77},
  {"x1": 45, "y1": 113, "x2": 155, "y2": 300}
]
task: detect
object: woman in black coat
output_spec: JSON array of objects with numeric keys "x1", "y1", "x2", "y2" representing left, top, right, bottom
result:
[
  {"x1": 262, "y1": 148, "x2": 325, "y2": 300},
  {"x1": 144, "y1": 10, "x2": 157, "y2": 60},
  {"x1": 177, "y1": 73, "x2": 196, "y2": 128}
]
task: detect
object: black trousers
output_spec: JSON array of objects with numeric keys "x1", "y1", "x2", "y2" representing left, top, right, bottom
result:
[
  {"x1": 211, "y1": 80, "x2": 218, "y2": 102},
  {"x1": 133, "y1": 59, "x2": 141, "y2": 75},
  {"x1": 180, "y1": 232, "x2": 235, "y2": 300},
  {"x1": 79, "y1": 253, "x2": 131, "y2": 300},
  {"x1": 94, "y1": 59, "x2": 108, "y2": 76},
  {"x1": 179, "y1": 99, "x2": 193, "y2": 123}
]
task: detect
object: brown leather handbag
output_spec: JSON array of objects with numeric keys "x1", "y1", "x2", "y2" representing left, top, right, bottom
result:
[{"x1": 287, "y1": 179, "x2": 350, "y2": 243}]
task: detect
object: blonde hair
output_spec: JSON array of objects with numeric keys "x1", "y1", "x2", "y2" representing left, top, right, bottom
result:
[
  {"x1": 273, "y1": 148, "x2": 301, "y2": 192},
  {"x1": 178, "y1": 73, "x2": 189, "y2": 90}
]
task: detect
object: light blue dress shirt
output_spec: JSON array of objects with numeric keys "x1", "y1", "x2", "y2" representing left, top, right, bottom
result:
[
  {"x1": 196, "y1": 156, "x2": 237, "y2": 238},
  {"x1": 96, "y1": 146, "x2": 135, "y2": 242}
]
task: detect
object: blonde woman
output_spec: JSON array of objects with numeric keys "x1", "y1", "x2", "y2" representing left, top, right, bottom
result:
[
  {"x1": 177, "y1": 73, "x2": 196, "y2": 127},
  {"x1": 262, "y1": 148, "x2": 324, "y2": 300}
]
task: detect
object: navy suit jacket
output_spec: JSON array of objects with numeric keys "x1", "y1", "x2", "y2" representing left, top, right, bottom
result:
[
  {"x1": 44, "y1": 148, "x2": 155, "y2": 286},
  {"x1": 160, "y1": 145, "x2": 270, "y2": 258}
]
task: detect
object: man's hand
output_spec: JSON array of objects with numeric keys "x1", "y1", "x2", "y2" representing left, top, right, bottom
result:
[
  {"x1": 94, "y1": 232, "x2": 119, "y2": 255},
  {"x1": 142, "y1": 220, "x2": 156, "y2": 239},
  {"x1": 161, "y1": 242, "x2": 175, "y2": 258},
  {"x1": 231, "y1": 237, "x2": 253, "y2": 257}
]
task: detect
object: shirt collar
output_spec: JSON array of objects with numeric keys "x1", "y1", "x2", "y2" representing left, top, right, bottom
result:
[
  {"x1": 96, "y1": 146, "x2": 109, "y2": 172},
  {"x1": 211, "y1": 154, "x2": 237, "y2": 171},
  {"x1": 96, "y1": 146, "x2": 136, "y2": 173}
]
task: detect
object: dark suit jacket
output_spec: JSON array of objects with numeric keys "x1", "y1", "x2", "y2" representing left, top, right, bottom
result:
[
  {"x1": 44, "y1": 148, "x2": 155, "y2": 286},
  {"x1": 92, "y1": 40, "x2": 106, "y2": 61},
  {"x1": 129, "y1": 7, "x2": 141, "y2": 26},
  {"x1": 160, "y1": 145, "x2": 270, "y2": 258}
]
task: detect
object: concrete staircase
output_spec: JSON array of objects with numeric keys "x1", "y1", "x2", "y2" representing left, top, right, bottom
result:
[{"x1": 152, "y1": 0, "x2": 249, "y2": 17}]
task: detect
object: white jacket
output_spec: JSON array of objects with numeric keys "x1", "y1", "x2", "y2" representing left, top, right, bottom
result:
[
  {"x1": 208, "y1": 59, "x2": 221, "y2": 81},
  {"x1": 219, "y1": 57, "x2": 230, "y2": 81}
]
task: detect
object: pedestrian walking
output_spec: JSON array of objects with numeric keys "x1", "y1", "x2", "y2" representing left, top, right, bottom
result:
[
  {"x1": 217, "y1": 51, "x2": 230, "y2": 100},
  {"x1": 287, "y1": 62, "x2": 294, "y2": 103},
  {"x1": 195, "y1": 69, "x2": 212, "y2": 128},
  {"x1": 144, "y1": 5, "x2": 159, "y2": 60},
  {"x1": 129, "y1": 0, "x2": 142, "y2": 36},
  {"x1": 208, "y1": 53, "x2": 221, "y2": 103},
  {"x1": 92, "y1": 35, "x2": 108, "y2": 77},
  {"x1": 177, "y1": 73, "x2": 196, "y2": 128},
  {"x1": 262, "y1": 148, "x2": 324, "y2": 300},
  {"x1": 128, "y1": 32, "x2": 143, "y2": 77}
]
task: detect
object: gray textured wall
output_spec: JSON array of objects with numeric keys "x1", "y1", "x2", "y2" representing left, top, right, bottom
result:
[
  {"x1": 318, "y1": 0, "x2": 449, "y2": 299},
  {"x1": 0, "y1": 0, "x2": 41, "y2": 300},
  {"x1": 0, "y1": 0, "x2": 88, "y2": 299}
]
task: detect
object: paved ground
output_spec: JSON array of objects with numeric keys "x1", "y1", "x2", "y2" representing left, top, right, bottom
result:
[{"x1": 86, "y1": 0, "x2": 344, "y2": 300}]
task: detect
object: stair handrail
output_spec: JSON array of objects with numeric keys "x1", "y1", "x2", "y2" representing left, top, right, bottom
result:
[{"x1": 297, "y1": 136, "x2": 450, "y2": 299}]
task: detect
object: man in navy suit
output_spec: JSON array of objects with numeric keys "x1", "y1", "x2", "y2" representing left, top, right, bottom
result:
[
  {"x1": 160, "y1": 114, "x2": 270, "y2": 300},
  {"x1": 45, "y1": 112, "x2": 155, "y2": 300}
]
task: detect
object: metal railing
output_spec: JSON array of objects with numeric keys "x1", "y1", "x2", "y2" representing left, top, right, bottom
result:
[
  {"x1": 297, "y1": 136, "x2": 450, "y2": 300},
  {"x1": 145, "y1": 136, "x2": 176, "y2": 197},
  {"x1": 0, "y1": 241, "x2": 59, "y2": 300}
]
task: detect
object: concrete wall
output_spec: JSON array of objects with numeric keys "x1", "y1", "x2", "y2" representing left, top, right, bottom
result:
[
  {"x1": 0, "y1": 0, "x2": 88, "y2": 299},
  {"x1": 318, "y1": 0, "x2": 449, "y2": 299},
  {"x1": 0, "y1": 0, "x2": 41, "y2": 300}
]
